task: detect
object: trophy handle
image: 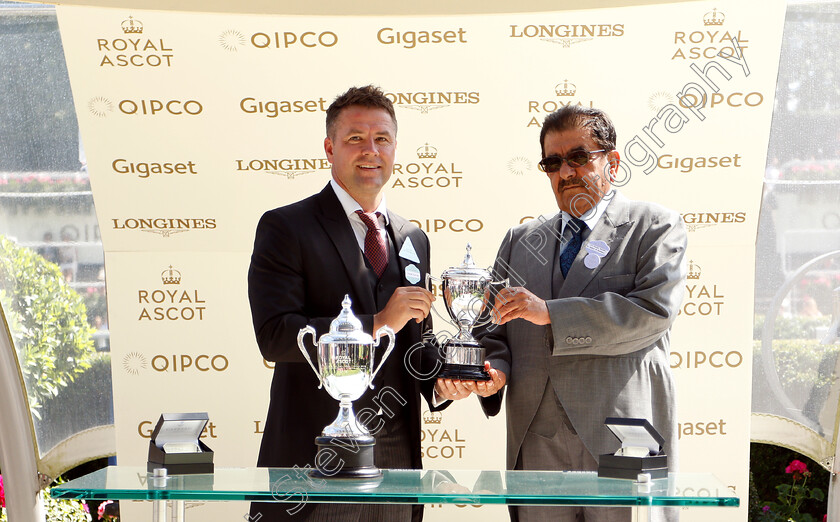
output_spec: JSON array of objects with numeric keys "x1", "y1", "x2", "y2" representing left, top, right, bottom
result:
[
  {"x1": 369, "y1": 326, "x2": 396, "y2": 389},
  {"x1": 473, "y1": 278, "x2": 510, "y2": 329},
  {"x1": 425, "y1": 273, "x2": 438, "y2": 291},
  {"x1": 296, "y1": 325, "x2": 323, "y2": 389},
  {"x1": 426, "y1": 273, "x2": 454, "y2": 327}
]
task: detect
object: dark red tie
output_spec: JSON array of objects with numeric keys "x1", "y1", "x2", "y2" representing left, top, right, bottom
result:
[{"x1": 356, "y1": 210, "x2": 388, "y2": 277}]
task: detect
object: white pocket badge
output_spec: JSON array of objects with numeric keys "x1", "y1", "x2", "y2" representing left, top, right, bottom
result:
[{"x1": 405, "y1": 264, "x2": 421, "y2": 284}]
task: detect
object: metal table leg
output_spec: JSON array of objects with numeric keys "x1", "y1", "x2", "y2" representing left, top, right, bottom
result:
[
  {"x1": 151, "y1": 468, "x2": 186, "y2": 522},
  {"x1": 634, "y1": 504, "x2": 651, "y2": 522},
  {"x1": 172, "y1": 500, "x2": 186, "y2": 522},
  {"x1": 152, "y1": 469, "x2": 169, "y2": 522},
  {"x1": 634, "y1": 473, "x2": 653, "y2": 522},
  {"x1": 152, "y1": 499, "x2": 168, "y2": 522}
]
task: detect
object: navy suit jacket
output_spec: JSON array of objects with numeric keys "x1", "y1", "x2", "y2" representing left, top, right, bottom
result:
[{"x1": 248, "y1": 184, "x2": 442, "y2": 476}]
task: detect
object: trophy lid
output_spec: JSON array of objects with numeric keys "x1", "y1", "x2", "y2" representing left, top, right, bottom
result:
[
  {"x1": 442, "y1": 243, "x2": 491, "y2": 280},
  {"x1": 321, "y1": 295, "x2": 374, "y2": 345}
]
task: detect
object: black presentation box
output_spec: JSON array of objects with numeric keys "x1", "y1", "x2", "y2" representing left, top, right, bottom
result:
[
  {"x1": 598, "y1": 417, "x2": 668, "y2": 480},
  {"x1": 147, "y1": 412, "x2": 214, "y2": 475}
]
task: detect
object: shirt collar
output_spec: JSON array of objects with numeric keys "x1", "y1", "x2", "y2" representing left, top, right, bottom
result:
[
  {"x1": 561, "y1": 191, "x2": 612, "y2": 232},
  {"x1": 329, "y1": 179, "x2": 389, "y2": 225}
]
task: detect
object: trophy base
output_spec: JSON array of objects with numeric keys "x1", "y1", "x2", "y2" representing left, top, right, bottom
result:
[
  {"x1": 438, "y1": 363, "x2": 491, "y2": 381},
  {"x1": 311, "y1": 435, "x2": 383, "y2": 479}
]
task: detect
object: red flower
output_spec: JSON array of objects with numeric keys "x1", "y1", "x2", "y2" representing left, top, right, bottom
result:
[
  {"x1": 98, "y1": 499, "x2": 113, "y2": 518},
  {"x1": 786, "y1": 459, "x2": 810, "y2": 480},
  {"x1": 786, "y1": 459, "x2": 808, "y2": 474},
  {"x1": 1, "y1": 474, "x2": 6, "y2": 508}
]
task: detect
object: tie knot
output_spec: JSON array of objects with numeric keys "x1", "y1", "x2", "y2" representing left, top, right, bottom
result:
[
  {"x1": 356, "y1": 210, "x2": 381, "y2": 231},
  {"x1": 568, "y1": 217, "x2": 587, "y2": 236}
]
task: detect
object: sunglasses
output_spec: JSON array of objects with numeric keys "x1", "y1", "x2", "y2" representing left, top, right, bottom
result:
[{"x1": 538, "y1": 149, "x2": 606, "y2": 173}]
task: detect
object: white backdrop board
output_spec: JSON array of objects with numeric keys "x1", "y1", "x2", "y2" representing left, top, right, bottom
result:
[{"x1": 56, "y1": 1, "x2": 784, "y2": 519}]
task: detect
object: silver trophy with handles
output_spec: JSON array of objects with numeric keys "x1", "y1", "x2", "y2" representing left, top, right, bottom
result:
[
  {"x1": 429, "y1": 244, "x2": 508, "y2": 381},
  {"x1": 297, "y1": 295, "x2": 395, "y2": 478}
]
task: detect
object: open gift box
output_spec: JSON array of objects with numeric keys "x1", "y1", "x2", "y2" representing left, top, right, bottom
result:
[
  {"x1": 147, "y1": 412, "x2": 214, "y2": 475},
  {"x1": 597, "y1": 417, "x2": 667, "y2": 480}
]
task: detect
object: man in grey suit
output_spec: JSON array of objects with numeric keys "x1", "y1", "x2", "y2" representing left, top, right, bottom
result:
[{"x1": 468, "y1": 105, "x2": 687, "y2": 522}]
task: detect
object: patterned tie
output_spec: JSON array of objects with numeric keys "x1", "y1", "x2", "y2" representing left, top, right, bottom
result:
[
  {"x1": 356, "y1": 210, "x2": 388, "y2": 278},
  {"x1": 559, "y1": 217, "x2": 587, "y2": 278}
]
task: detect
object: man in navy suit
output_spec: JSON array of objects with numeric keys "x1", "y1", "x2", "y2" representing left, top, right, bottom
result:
[{"x1": 248, "y1": 85, "x2": 456, "y2": 521}]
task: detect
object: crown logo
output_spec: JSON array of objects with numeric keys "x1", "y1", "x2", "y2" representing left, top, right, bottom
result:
[
  {"x1": 423, "y1": 411, "x2": 442, "y2": 424},
  {"x1": 416, "y1": 143, "x2": 438, "y2": 159},
  {"x1": 121, "y1": 16, "x2": 144, "y2": 34},
  {"x1": 687, "y1": 260, "x2": 701, "y2": 280},
  {"x1": 161, "y1": 265, "x2": 181, "y2": 285},
  {"x1": 703, "y1": 8, "x2": 725, "y2": 26},
  {"x1": 555, "y1": 80, "x2": 577, "y2": 97}
]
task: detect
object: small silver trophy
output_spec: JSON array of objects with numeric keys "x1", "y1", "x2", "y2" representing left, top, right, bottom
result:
[
  {"x1": 297, "y1": 295, "x2": 395, "y2": 479},
  {"x1": 431, "y1": 244, "x2": 507, "y2": 381}
]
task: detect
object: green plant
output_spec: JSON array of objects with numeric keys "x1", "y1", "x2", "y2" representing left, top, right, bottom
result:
[
  {"x1": 751, "y1": 446, "x2": 829, "y2": 521},
  {"x1": 757, "y1": 459, "x2": 825, "y2": 521},
  {"x1": 753, "y1": 339, "x2": 840, "y2": 392},
  {"x1": 0, "y1": 476, "x2": 92, "y2": 522},
  {"x1": 752, "y1": 339, "x2": 840, "y2": 433},
  {"x1": 749, "y1": 471, "x2": 764, "y2": 521},
  {"x1": 0, "y1": 175, "x2": 94, "y2": 215},
  {"x1": 41, "y1": 485, "x2": 93, "y2": 522},
  {"x1": 0, "y1": 235, "x2": 97, "y2": 418},
  {"x1": 754, "y1": 314, "x2": 833, "y2": 340}
]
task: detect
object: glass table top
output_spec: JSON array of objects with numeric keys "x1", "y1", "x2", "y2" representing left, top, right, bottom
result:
[{"x1": 51, "y1": 467, "x2": 740, "y2": 507}]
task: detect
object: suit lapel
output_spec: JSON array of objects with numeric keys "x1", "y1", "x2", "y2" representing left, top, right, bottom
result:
[
  {"x1": 526, "y1": 213, "x2": 561, "y2": 300},
  {"x1": 388, "y1": 213, "x2": 425, "y2": 287},
  {"x1": 558, "y1": 193, "x2": 632, "y2": 298},
  {"x1": 386, "y1": 213, "x2": 425, "y2": 380},
  {"x1": 313, "y1": 185, "x2": 377, "y2": 313},
  {"x1": 388, "y1": 214, "x2": 410, "y2": 286}
]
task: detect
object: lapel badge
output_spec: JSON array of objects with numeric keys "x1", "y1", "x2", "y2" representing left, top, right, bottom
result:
[
  {"x1": 399, "y1": 236, "x2": 420, "y2": 263},
  {"x1": 583, "y1": 240, "x2": 610, "y2": 269},
  {"x1": 405, "y1": 264, "x2": 421, "y2": 284}
]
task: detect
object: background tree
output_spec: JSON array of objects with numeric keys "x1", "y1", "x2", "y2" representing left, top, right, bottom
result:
[{"x1": 0, "y1": 234, "x2": 97, "y2": 417}]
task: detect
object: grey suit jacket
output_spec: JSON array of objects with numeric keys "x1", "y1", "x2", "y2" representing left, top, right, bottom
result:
[{"x1": 478, "y1": 191, "x2": 687, "y2": 471}]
